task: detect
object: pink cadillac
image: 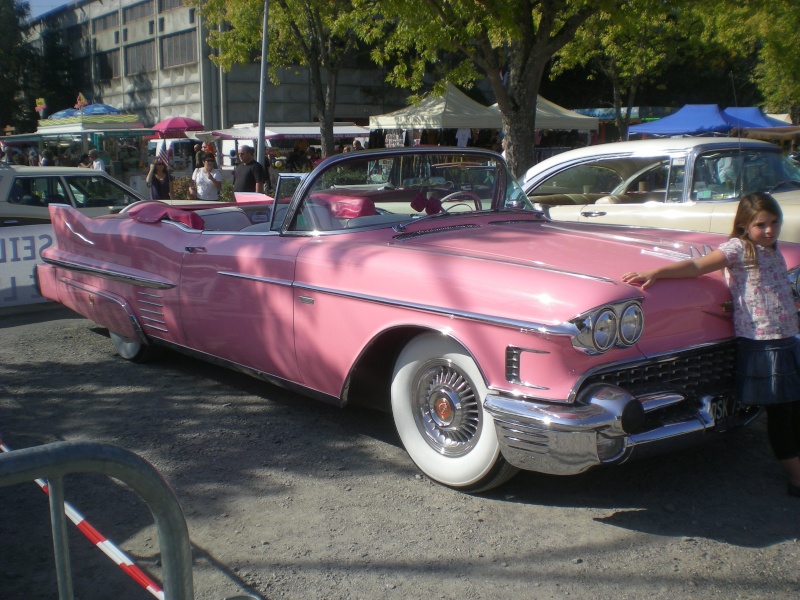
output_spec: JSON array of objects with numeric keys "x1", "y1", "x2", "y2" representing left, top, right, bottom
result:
[{"x1": 36, "y1": 147, "x2": 800, "y2": 492}]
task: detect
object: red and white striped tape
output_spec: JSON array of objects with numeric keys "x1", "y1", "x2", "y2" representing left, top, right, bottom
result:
[{"x1": 1, "y1": 440, "x2": 165, "y2": 600}]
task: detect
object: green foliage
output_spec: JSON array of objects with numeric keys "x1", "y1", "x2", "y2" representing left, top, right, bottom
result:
[
  {"x1": 0, "y1": 0, "x2": 36, "y2": 132},
  {"x1": 353, "y1": 0, "x2": 606, "y2": 177},
  {"x1": 552, "y1": 0, "x2": 691, "y2": 139},
  {"x1": 192, "y1": 0, "x2": 372, "y2": 156}
]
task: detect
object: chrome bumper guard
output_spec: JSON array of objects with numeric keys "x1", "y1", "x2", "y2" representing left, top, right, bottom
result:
[{"x1": 484, "y1": 384, "x2": 759, "y2": 476}]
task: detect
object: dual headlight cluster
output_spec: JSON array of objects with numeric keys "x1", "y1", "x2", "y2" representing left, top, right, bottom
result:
[
  {"x1": 788, "y1": 266, "x2": 800, "y2": 299},
  {"x1": 570, "y1": 300, "x2": 644, "y2": 354}
]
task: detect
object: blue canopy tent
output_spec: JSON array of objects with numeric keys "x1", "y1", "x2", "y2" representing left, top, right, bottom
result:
[
  {"x1": 722, "y1": 107, "x2": 789, "y2": 129},
  {"x1": 629, "y1": 104, "x2": 793, "y2": 138},
  {"x1": 628, "y1": 104, "x2": 732, "y2": 137}
]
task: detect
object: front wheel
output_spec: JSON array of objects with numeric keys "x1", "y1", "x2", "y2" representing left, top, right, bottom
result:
[
  {"x1": 110, "y1": 331, "x2": 162, "y2": 363},
  {"x1": 391, "y1": 333, "x2": 518, "y2": 492}
]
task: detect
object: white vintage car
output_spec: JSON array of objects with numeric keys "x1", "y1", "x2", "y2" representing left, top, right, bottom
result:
[{"x1": 521, "y1": 138, "x2": 800, "y2": 240}]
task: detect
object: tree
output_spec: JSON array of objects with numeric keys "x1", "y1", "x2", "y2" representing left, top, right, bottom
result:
[
  {"x1": 551, "y1": 0, "x2": 688, "y2": 140},
  {"x1": 698, "y1": 0, "x2": 800, "y2": 123},
  {"x1": 196, "y1": 0, "x2": 368, "y2": 157},
  {"x1": 24, "y1": 25, "x2": 81, "y2": 122},
  {"x1": 357, "y1": 0, "x2": 610, "y2": 176},
  {"x1": 0, "y1": 0, "x2": 36, "y2": 133}
]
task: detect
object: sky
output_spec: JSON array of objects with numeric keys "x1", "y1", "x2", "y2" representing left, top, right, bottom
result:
[{"x1": 27, "y1": 0, "x2": 68, "y2": 19}]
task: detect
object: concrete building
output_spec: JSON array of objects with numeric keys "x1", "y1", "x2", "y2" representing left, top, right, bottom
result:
[{"x1": 27, "y1": 0, "x2": 410, "y2": 131}]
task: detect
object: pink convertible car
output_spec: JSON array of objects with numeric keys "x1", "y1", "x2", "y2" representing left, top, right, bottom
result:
[{"x1": 36, "y1": 147, "x2": 800, "y2": 492}]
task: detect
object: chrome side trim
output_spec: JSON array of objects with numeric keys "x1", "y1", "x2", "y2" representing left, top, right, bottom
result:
[
  {"x1": 293, "y1": 281, "x2": 578, "y2": 337},
  {"x1": 60, "y1": 278, "x2": 148, "y2": 345},
  {"x1": 43, "y1": 257, "x2": 175, "y2": 290},
  {"x1": 218, "y1": 271, "x2": 293, "y2": 287}
]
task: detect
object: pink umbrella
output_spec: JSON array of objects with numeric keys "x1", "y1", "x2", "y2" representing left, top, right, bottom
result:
[{"x1": 152, "y1": 116, "x2": 205, "y2": 138}]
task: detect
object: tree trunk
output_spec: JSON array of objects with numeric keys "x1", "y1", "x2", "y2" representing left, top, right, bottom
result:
[{"x1": 307, "y1": 59, "x2": 338, "y2": 158}]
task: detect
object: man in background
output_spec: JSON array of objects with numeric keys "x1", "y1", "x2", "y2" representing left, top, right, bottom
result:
[
  {"x1": 233, "y1": 145, "x2": 267, "y2": 193},
  {"x1": 88, "y1": 149, "x2": 105, "y2": 171}
]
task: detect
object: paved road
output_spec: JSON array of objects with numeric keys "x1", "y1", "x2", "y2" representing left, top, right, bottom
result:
[{"x1": 1, "y1": 306, "x2": 799, "y2": 599}]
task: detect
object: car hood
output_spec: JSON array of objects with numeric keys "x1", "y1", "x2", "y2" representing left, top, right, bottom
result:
[{"x1": 296, "y1": 215, "x2": 748, "y2": 357}]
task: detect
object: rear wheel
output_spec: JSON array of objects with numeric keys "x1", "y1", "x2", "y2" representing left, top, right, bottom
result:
[
  {"x1": 110, "y1": 331, "x2": 162, "y2": 363},
  {"x1": 391, "y1": 333, "x2": 518, "y2": 492}
]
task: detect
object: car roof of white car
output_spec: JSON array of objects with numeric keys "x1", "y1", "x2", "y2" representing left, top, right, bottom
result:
[
  {"x1": 521, "y1": 136, "x2": 778, "y2": 184},
  {"x1": 1, "y1": 164, "x2": 107, "y2": 176}
]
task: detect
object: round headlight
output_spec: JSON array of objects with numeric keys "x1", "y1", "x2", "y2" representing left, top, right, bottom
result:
[
  {"x1": 789, "y1": 267, "x2": 800, "y2": 298},
  {"x1": 618, "y1": 302, "x2": 644, "y2": 346},
  {"x1": 592, "y1": 309, "x2": 617, "y2": 351}
]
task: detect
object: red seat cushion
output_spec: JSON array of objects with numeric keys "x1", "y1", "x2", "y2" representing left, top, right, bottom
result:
[{"x1": 127, "y1": 203, "x2": 205, "y2": 229}]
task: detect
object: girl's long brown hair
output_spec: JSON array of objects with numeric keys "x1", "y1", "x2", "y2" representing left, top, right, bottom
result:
[{"x1": 729, "y1": 192, "x2": 782, "y2": 266}]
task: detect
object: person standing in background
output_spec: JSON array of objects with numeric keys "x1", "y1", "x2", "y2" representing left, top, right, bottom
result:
[
  {"x1": 191, "y1": 154, "x2": 223, "y2": 200},
  {"x1": 146, "y1": 158, "x2": 173, "y2": 200},
  {"x1": 233, "y1": 145, "x2": 266, "y2": 193},
  {"x1": 88, "y1": 149, "x2": 105, "y2": 171},
  {"x1": 194, "y1": 144, "x2": 204, "y2": 168}
]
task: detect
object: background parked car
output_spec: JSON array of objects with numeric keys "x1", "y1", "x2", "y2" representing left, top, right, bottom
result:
[
  {"x1": 0, "y1": 163, "x2": 145, "y2": 309},
  {"x1": 0, "y1": 163, "x2": 144, "y2": 227},
  {"x1": 521, "y1": 137, "x2": 800, "y2": 241}
]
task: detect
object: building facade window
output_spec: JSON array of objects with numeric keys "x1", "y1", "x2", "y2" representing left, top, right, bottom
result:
[
  {"x1": 92, "y1": 12, "x2": 119, "y2": 34},
  {"x1": 125, "y1": 40, "x2": 156, "y2": 74},
  {"x1": 161, "y1": 30, "x2": 197, "y2": 68},
  {"x1": 95, "y1": 49, "x2": 121, "y2": 80},
  {"x1": 67, "y1": 23, "x2": 89, "y2": 42},
  {"x1": 159, "y1": 0, "x2": 183, "y2": 12},
  {"x1": 74, "y1": 55, "x2": 92, "y2": 90},
  {"x1": 123, "y1": 0, "x2": 155, "y2": 24}
]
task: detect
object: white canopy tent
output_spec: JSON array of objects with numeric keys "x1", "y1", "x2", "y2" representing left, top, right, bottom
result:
[
  {"x1": 489, "y1": 97, "x2": 599, "y2": 131},
  {"x1": 212, "y1": 122, "x2": 369, "y2": 140},
  {"x1": 369, "y1": 84, "x2": 502, "y2": 130}
]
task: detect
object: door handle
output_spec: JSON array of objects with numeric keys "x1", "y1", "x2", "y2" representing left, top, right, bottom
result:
[
  {"x1": 185, "y1": 246, "x2": 207, "y2": 253},
  {"x1": 581, "y1": 211, "x2": 607, "y2": 218}
]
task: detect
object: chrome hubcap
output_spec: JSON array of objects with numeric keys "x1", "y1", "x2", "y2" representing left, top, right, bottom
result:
[{"x1": 412, "y1": 359, "x2": 481, "y2": 457}]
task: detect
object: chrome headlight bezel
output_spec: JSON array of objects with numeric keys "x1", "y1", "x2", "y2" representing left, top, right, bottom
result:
[
  {"x1": 788, "y1": 266, "x2": 800, "y2": 299},
  {"x1": 570, "y1": 300, "x2": 645, "y2": 354},
  {"x1": 618, "y1": 302, "x2": 645, "y2": 346}
]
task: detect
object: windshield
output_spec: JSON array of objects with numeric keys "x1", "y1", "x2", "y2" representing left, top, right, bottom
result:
[
  {"x1": 65, "y1": 175, "x2": 137, "y2": 208},
  {"x1": 691, "y1": 149, "x2": 800, "y2": 200},
  {"x1": 281, "y1": 149, "x2": 533, "y2": 232}
]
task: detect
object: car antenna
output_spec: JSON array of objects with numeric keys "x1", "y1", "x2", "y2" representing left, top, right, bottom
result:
[{"x1": 730, "y1": 71, "x2": 743, "y2": 196}]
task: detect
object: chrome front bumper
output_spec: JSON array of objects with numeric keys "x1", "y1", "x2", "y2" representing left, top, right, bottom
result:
[{"x1": 484, "y1": 384, "x2": 760, "y2": 476}]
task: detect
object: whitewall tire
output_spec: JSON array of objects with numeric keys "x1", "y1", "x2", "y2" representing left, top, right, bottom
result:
[
  {"x1": 110, "y1": 331, "x2": 161, "y2": 363},
  {"x1": 391, "y1": 333, "x2": 518, "y2": 492}
]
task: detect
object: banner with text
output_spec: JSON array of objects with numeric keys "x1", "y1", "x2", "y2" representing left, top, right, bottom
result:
[{"x1": 0, "y1": 225, "x2": 53, "y2": 308}]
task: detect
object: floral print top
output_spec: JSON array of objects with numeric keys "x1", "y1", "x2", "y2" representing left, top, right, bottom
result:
[{"x1": 719, "y1": 237, "x2": 799, "y2": 339}]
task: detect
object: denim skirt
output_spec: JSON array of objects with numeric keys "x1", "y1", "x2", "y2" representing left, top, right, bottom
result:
[{"x1": 735, "y1": 336, "x2": 800, "y2": 405}]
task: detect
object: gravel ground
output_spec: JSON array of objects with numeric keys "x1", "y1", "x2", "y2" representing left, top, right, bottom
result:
[{"x1": 1, "y1": 305, "x2": 799, "y2": 600}]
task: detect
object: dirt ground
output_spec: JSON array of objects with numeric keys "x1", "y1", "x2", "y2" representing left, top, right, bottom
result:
[{"x1": 1, "y1": 305, "x2": 799, "y2": 600}]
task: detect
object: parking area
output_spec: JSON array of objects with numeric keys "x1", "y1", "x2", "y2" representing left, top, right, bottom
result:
[{"x1": 1, "y1": 306, "x2": 799, "y2": 599}]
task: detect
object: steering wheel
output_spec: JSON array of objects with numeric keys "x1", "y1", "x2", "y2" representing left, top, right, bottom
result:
[
  {"x1": 439, "y1": 189, "x2": 482, "y2": 211},
  {"x1": 118, "y1": 200, "x2": 168, "y2": 214}
]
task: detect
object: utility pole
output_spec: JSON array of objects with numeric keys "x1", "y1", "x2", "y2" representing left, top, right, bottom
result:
[{"x1": 256, "y1": 0, "x2": 270, "y2": 167}]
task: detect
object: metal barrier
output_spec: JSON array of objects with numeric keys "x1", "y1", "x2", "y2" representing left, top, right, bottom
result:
[{"x1": 0, "y1": 440, "x2": 194, "y2": 600}]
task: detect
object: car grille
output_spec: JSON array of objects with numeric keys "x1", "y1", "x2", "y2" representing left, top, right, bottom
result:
[{"x1": 582, "y1": 340, "x2": 736, "y2": 401}]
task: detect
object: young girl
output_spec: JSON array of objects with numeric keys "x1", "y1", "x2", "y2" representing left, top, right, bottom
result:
[{"x1": 622, "y1": 192, "x2": 800, "y2": 498}]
